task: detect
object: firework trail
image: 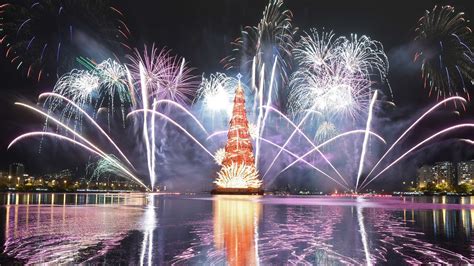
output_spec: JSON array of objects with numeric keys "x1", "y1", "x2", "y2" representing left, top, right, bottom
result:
[
  {"x1": 8, "y1": 131, "x2": 147, "y2": 189},
  {"x1": 207, "y1": 123, "x2": 258, "y2": 142},
  {"x1": 254, "y1": 63, "x2": 266, "y2": 170},
  {"x1": 39, "y1": 92, "x2": 134, "y2": 168},
  {"x1": 360, "y1": 123, "x2": 474, "y2": 190},
  {"x1": 355, "y1": 90, "x2": 378, "y2": 191},
  {"x1": 128, "y1": 109, "x2": 215, "y2": 159},
  {"x1": 12, "y1": 60, "x2": 211, "y2": 191},
  {"x1": 262, "y1": 101, "x2": 319, "y2": 179},
  {"x1": 259, "y1": 137, "x2": 349, "y2": 190},
  {"x1": 151, "y1": 99, "x2": 158, "y2": 189},
  {"x1": 139, "y1": 62, "x2": 154, "y2": 188},
  {"x1": 414, "y1": 5, "x2": 473, "y2": 101},
  {"x1": 360, "y1": 96, "x2": 466, "y2": 188},
  {"x1": 260, "y1": 105, "x2": 348, "y2": 185},
  {"x1": 255, "y1": 57, "x2": 277, "y2": 170},
  {"x1": 157, "y1": 99, "x2": 209, "y2": 135},
  {"x1": 276, "y1": 129, "x2": 386, "y2": 180},
  {"x1": 16, "y1": 102, "x2": 115, "y2": 160}
]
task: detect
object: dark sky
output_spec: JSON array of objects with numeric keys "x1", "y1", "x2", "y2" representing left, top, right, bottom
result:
[{"x1": 0, "y1": 0, "x2": 473, "y2": 176}]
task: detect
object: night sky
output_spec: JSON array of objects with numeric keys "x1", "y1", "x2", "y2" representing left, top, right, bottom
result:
[{"x1": 0, "y1": 0, "x2": 473, "y2": 180}]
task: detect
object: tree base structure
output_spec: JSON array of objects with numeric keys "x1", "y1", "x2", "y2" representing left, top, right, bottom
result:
[{"x1": 211, "y1": 188, "x2": 264, "y2": 195}]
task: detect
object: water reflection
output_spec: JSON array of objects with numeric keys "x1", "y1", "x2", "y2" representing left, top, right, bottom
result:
[
  {"x1": 1, "y1": 193, "x2": 146, "y2": 264},
  {"x1": 356, "y1": 198, "x2": 372, "y2": 266},
  {"x1": 0, "y1": 194, "x2": 473, "y2": 264},
  {"x1": 140, "y1": 195, "x2": 155, "y2": 266},
  {"x1": 213, "y1": 195, "x2": 261, "y2": 266}
]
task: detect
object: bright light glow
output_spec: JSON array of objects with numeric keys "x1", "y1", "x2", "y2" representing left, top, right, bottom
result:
[
  {"x1": 214, "y1": 163, "x2": 262, "y2": 189},
  {"x1": 356, "y1": 90, "x2": 377, "y2": 191}
]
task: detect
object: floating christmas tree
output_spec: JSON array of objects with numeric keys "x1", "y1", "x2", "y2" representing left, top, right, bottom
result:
[{"x1": 213, "y1": 76, "x2": 263, "y2": 194}]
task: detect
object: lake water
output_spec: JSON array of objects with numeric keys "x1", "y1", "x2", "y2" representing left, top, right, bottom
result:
[{"x1": 0, "y1": 193, "x2": 472, "y2": 264}]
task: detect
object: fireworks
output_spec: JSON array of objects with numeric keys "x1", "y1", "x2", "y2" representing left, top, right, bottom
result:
[
  {"x1": 414, "y1": 5, "x2": 473, "y2": 100},
  {"x1": 195, "y1": 73, "x2": 237, "y2": 119},
  {"x1": 127, "y1": 44, "x2": 198, "y2": 105},
  {"x1": 94, "y1": 59, "x2": 133, "y2": 123},
  {"x1": 360, "y1": 123, "x2": 474, "y2": 190},
  {"x1": 91, "y1": 155, "x2": 128, "y2": 180},
  {"x1": 0, "y1": 1, "x2": 130, "y2": 82},
  {"x1": 315, "y1": 121, "x2": 338, "y2": 143},
  {"x1": 360, "y1": 96, "x2": 467, "y2": 189},
  {"x1": 355, "y1": 90, "x2": 378, "y2": 190},
  {"x1": 288, "y1": 29, "x2": 388, "y2": 120},
  {"x1": 214, "y1": 148, "x2": 226, "y2": 166},
  {"x1": 43, "y1": 59, "x2": 133, "y2": 130},
  {"x1": 5, "y1": 2, "x2": 474, "y2": 194},
  {"x1": 44, "y1": 69, "x2": 99, "y2": 129},
  {"x1": 222, "y1": 0, "x2": 297, "y2": 108},
  {"x1": 214, "y1": 163, "x2": 262, "y2": 189}
]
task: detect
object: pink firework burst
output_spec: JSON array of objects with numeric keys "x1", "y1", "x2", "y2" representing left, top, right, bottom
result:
[{"x1": 127, "y1": 44, "x2": 199, "y2": 105}]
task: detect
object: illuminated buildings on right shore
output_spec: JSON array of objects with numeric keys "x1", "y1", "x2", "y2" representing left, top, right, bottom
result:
[
  {"x1": 457, "y1": 161, "x2": 474, "y2": 185},
  {"x1": 417, "y1": 160, "x2": 474, "y2": 188}
]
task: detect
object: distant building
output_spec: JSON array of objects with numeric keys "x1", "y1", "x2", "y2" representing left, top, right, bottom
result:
[
  {"x1": 433, "y1": 161, "x2": 456, "y2": 185},
  {"x1": 417, "y1": 161, "x2": 474, "y2": 189},
  {"x1": 458, "y1": 160, "x2": 474, "y2": 185},
  {"x1": 417, "y1": 165, "x2": 434, "y2": 188},
  {"x1": 8, "y1": 163, "x2": 25, "y2": 178}
]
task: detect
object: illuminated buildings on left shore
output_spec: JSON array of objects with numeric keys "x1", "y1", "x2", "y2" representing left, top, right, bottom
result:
[
  {"x1": 0, "y1": 165, "x2": 141, "y2": 191},
  {"x1": 8, "y1": 163, "x2": 25, "y2": 179}
]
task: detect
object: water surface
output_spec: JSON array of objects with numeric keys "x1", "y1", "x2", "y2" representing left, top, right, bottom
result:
[{"x1": 0, "y1": 193, "x2": 473, "y2": 264}]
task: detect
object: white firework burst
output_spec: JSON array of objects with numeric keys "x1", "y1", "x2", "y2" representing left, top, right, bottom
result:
[
  {"x1": 44, "y1": 69, "x2": 100, "y2": 128},
  {"x1": 215, "y1": 163, "x2": 262, "y2": 189},
  {"x1": 196, "y1": 73, "x2": 237, "y2": 113},
  {"x1": 214, "y1": 148, "x2": 226, "y2": 166},
  {"x1": 288, "y1": 29, "x2": 388, "y2": 120},
  {"x1": 315, "y1": 121, "x2": 338, "y2": 143}
]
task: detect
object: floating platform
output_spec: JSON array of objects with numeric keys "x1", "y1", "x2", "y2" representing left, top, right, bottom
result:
[{"x1": 211, "y1": 188, "x2": 264, "y2": 195}]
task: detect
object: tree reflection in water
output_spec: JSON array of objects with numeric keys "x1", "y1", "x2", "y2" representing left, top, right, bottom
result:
[{"x1": 213, "y1": 195, "x2": 261, "y2": 266}]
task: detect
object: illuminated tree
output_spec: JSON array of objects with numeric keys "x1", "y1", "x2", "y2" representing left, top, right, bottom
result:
[{"x1": 214, "y1": 81, "x2": 263, "y2": 192}]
